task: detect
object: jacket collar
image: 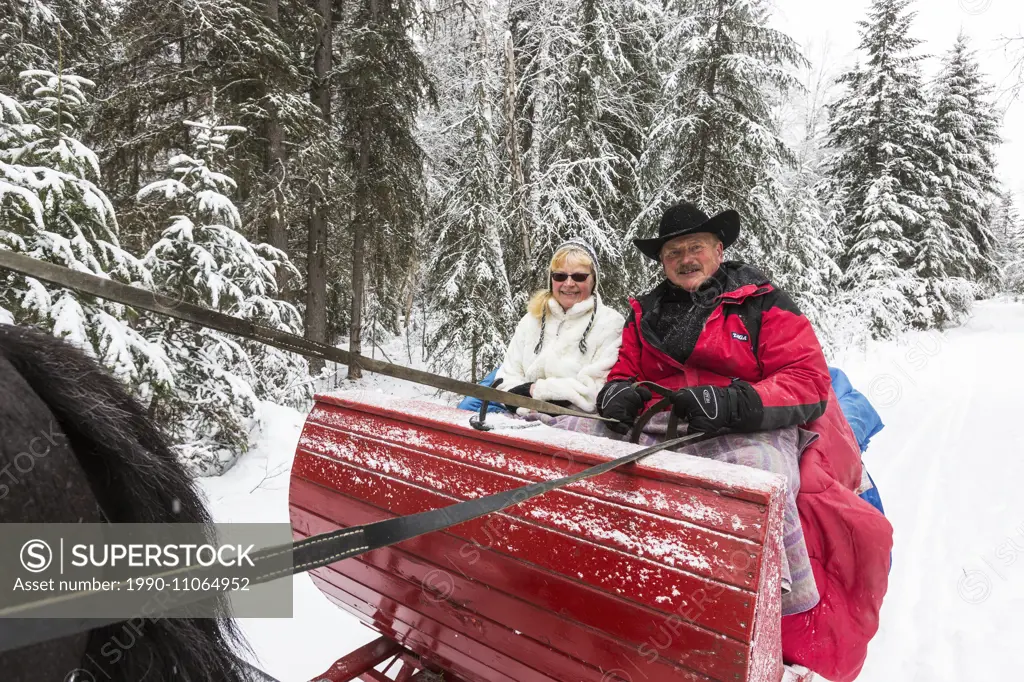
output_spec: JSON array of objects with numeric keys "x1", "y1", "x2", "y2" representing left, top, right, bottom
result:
[
  {"x1": 547, "y1": 292, "x2": 598, "y2": 319},
  {"x1": 715, "y1": 261, "x2": 772, "y2": 303}
]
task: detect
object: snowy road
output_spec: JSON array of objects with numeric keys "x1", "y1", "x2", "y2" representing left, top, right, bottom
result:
[
  {"x1": 203, "y1": 299, "x2": 1024, "y2": 681},
  {"x1": 838, "y1": 300, "x2": 1024, "y2": 682}
]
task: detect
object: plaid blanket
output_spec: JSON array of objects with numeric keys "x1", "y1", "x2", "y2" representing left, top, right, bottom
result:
[{"x1": 526, "y1": 410, "x2": 820, "y2": 615}]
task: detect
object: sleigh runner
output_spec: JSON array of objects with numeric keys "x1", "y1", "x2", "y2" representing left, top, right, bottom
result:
[{"x1": 290, "y1": 392, "x2": 815, "y2": 682}]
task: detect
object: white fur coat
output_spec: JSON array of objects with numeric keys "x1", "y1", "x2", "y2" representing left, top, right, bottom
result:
[{"x1": 496, "y1": 294, "x2": 625, "y2": 413}]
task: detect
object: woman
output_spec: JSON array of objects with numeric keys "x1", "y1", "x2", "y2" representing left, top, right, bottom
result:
[{"x1": 497, "y1": 240, "x2": 625, "y2": 415}]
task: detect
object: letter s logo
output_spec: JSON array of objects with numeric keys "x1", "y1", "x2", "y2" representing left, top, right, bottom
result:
[{"x1": 21, "y1": 539, "x2": 52, "y2": 573}]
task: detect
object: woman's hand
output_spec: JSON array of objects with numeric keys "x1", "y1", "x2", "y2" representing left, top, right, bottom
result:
[{"x1": 504, "y1": 382, "x2": 534, "y2": 412}]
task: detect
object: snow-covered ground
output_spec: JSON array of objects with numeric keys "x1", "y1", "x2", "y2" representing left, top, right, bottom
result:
[
  {"x1": 835, "y1": 299, "x2": 1024, "y2": 682},
  {"x1": 199, "y1": 402, "x2": 375, "y2": 680},
  {"x1": 198, "y1": 357, "x2": 442, "y2": 680},
  {"x1": 200, "y1": 299, "x2": 1024, "y2": 681}
]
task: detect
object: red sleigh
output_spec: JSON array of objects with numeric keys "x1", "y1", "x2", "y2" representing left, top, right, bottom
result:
[{"x1": 289, "y1": 392, "x2": 813, "y2": 682}]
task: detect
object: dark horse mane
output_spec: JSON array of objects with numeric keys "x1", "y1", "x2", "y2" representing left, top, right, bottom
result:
[{"x1": 0, "y1": 324, "x2": 264, "y2": 682}]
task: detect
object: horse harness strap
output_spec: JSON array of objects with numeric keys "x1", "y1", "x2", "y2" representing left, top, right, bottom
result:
[
  {"x1": 0, "y1": 248, "x2": 716, "y2": 655},
  {"x1": 0, "y1": 250, "x2": 617, "y2": 423},
  {"x1": 0, "y1": 430, "x2": 709, "y2": 653},
  {"x1": 628, "y1": 381, "x2": 683, "y2": 444}
]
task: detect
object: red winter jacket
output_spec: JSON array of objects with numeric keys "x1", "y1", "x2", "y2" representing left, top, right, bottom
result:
[{"x1": 606, "y1": 262, "x2": 893, "y2": 682}]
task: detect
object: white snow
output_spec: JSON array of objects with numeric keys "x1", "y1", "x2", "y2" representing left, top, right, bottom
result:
[
  {"x1": 833, "y1": 299, "x2": 1024, "y2": 682},
  {"x1": 198, "y1": 402, "x2": 381, "y2": 681},
  {"x1": 201, "y1": 299, "x2": 1024, "y2": 681}
]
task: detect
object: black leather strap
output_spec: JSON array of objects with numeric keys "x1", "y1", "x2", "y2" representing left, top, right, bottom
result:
[
  {"x1": 628, "y1": 381, "x2": 684, "y2": 443},
  {"x1": 0, "y1": 430, "x2": 708, "y2": 653},
  {"x1": 0, "y1": 250, "x2": 619, "y2": 423}
]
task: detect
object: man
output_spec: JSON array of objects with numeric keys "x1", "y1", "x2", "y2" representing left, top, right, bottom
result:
[{"x1": 596, "y1": 201, "x2": 893, "y2": 682}]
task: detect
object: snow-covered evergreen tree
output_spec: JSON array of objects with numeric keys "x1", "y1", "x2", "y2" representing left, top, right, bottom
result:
[
  {"x1": 653, "y1": 0, "x2": 803, "y2": 266},
  {"x1": 910, "y1": 200, "x2": 976, "y2": 329},
  {"x1": 930, "y1": 33, "x2": 1002, "y2": 289},
  {"x1": 613, "y1": 0, "x2": 667, "y2": 297},
  {"x1": 770, "y1": 42, "x2": 846, "y2": 346},
  {"x1": 501, "y1": 0, "x2": 545, "y2": 299},
  {"x1": 1007, "y1": 225, "x2": 1024, "y2": 299},
  {"x1": 824, "y1": 0, "x2": 936, "y2": 338},
  {"x1": 335, "y1": 0, "x2": 433, "y2": 379},
  {"x1": 530, "y1": 0, "x2": 655, "y2": 306},
  {"x1": 98, "y1": 0, "x2": 318, "y2": 264},
  {"x1": 1, "y1": 0, "x2": 111, "y2": 91},
  {"x1": 0, "y1": 70, "x2": 173, "y2": 396},
  {"x1": 993, "y1": 190, "x2": 1024, "y2": 297},
  {"x1": 0, "y1": 1, "x2": 54, "y2": 90},
  {"x1": 774, "y1": 175, "x2": 842, "y2": 349},
  {"x1": 423, "y1": 2, "x2": 517, "y2": 382},
  {"x1": 139, "y1": 118, "x2": 308, "y2": 475},
  {"x1": 846, "y1": 170, "x2": 923, "y2": 338}
]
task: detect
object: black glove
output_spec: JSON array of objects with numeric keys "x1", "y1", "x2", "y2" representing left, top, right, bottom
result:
[
  {"x1": 597, "y1": 381, "x2": 653, "y2": 434},
  {"x1": 670, "y1": 382, "x2": 763, "y2": 435},
  {"x1": 503, "y1": 382, "x2": 534, "y2": 413}
]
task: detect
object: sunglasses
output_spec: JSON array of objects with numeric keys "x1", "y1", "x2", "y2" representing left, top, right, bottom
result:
[{"x1": 551, "y1": 272, "x2": 591, "y2": 283}]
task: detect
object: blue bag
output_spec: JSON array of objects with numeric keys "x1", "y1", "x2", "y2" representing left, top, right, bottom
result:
[{"x1": 829, "y1": 367, "x2": 885, "y2": 454}]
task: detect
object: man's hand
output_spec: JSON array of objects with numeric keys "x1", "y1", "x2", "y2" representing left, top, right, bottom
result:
[
  {"x1": 597, "y1": 381, "x2": 653, "y2": 434},
  {"x1": 670, "y1": 382, "x2": 763, "y2": 435}
]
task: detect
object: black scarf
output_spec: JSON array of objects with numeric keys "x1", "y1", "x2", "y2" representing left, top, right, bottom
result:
[{"x1": 644, "y1": 267, "x2": 728, "y2": 365}]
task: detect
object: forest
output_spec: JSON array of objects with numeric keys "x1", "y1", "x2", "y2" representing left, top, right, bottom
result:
[{"x1": 2, "y1": 0, "x2": 1022, "y2": 471}]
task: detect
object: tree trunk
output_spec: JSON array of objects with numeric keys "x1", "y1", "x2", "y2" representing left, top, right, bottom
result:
[
  {"x1": 403, "y1": 263, "x2": 415, "y2": 330},
  {"x1": 693, "y1": 0, "x2": 725, "y2": 190},
  {"x1": 346, "y1": 0, "x2": 378, "y2": 381},
  {"x1": 503, "y1": 31, "x2": 530, "y2": 266},
  {"x1": 471, "y1": 332, "x2": 478, "y2": 384},
  {"x1": 264, "y1": 0, "x2": 290, "y2": 293},
  {"x1": 347, "y1": 114, "x2": 371, "y2": 380},
  {"x1": 305, "y1": 0, "x2": 333, "y2": 374}
]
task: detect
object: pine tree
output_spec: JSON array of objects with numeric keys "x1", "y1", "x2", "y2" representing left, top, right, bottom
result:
[
  {"x1": 336, "y1": 0, "x2": 434, "y2": 379},
  {"x1": 1007, "y1": 223, "x2": 1024, "y2": 299},
  {"x1": 774, "y1": 175, "x2": 842, "y2": 349},
  {"x1": 530, "y1": 0, "x2": 653, "y2": 306},
  {"x1": 930, "y1": 34, "x2": 1002, "y2": 288},
  {"x1": 138, "y1": 118, "x2": 307, "y2": 475},
  {"x1": 654, "y1": 0, "x2": 803, "y2": 265},
  {"x1": 0, "y1": 0, "x2": 111, "y2": 91},
  {"x1": 97, "y1": 0, "x2": 318, "y2": 259},
  {"x1": 771, "y1": 43, "x2": 845, "y2": 346},
  {"x1": 423, "y1": 1, "x2": 516, "y2": 382},
  {"x1": 502, "y1": 0, "x2": 545, "y2": 298},
  {"x1": 305, "y1": 0, "x2": 335, "y2": 375},
  {"x1": 0, "y1": 70, "x2": 173, "y2": 397},
  {"x1": 993, "y1": 190, "x2": 1024, "y2": 296},
  {"x1": 613, "y1": 0, "x2": 666, "y2": 298},
  {"x1": 824, "y1": 0, "x2": 937, "y2": 339},
  {"x1": 0, "y1": 1, "x2": 54, "y2": 90},
  {"x1": 846, "y1": 170, "x2": 924, "y2": 338},
  {"x1": 910, "y1": 200, "x2": 976, "y2": 329}
]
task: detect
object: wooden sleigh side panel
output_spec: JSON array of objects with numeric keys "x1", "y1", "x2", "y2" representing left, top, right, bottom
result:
[{"x1": 289, "y1": 392, "x2": 787, "y2": 682}]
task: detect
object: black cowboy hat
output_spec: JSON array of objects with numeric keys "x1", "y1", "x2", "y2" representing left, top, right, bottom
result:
[{"x1": 633, "y1": 201, "x2": 740, "y2": 260}]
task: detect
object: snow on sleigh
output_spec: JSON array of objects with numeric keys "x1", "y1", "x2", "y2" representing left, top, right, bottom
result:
[{"x1": 289, "y1": 391, "x2": 823, "y2": 682}]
